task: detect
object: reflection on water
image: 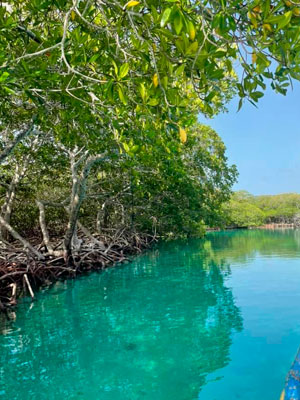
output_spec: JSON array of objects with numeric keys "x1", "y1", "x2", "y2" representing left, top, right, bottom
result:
[
  {"x1": 200, "y1": 229, "x2": 300, "y2": 264},
  {"x1": 1, "y1": 229, "x2": 300, "y2": 399},
  {"x1": 0, "y1": 236, "x2": 242, "y2": 400}
]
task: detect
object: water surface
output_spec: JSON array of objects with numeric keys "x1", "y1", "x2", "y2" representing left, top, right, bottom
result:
[{"x1": 1, "y1": 229, "x2": 300, "y2": 399}]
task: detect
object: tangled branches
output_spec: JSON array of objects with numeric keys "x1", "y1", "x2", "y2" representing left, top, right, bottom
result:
[{"x1": 0, "y1": 229, "x2": 157, "y2": 317}]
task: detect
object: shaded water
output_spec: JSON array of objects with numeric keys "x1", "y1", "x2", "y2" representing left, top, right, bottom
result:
[{"x1": 1, "y1": 229, "x2": 300, "y2": 399}]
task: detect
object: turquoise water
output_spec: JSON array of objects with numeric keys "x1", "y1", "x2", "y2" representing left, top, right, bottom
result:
[{"x1": 1, "y1": 229, "x2": 300, "y2": 399}]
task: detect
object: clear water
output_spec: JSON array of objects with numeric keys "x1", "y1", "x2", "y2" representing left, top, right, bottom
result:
[{"x1": 1, "y1": 229, "x2": 300, "y2": 400}]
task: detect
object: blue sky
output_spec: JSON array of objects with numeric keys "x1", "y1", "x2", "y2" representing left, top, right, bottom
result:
[{"x1": 200, "y1": 81, "x2": 300, "y2": 196}]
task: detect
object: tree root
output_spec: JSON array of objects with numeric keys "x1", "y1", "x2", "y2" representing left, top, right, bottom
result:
[{"x1": 0, "y1": 229, "x2": 157, "y2": 316}]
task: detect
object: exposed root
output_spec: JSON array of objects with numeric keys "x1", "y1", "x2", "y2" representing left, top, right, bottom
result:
[
  {"x1": 0, "y1": 229, "x2": 157, "y2": 317},
  {"x1": 24, "y1": 274, "x2": 34, "y2": 299}
]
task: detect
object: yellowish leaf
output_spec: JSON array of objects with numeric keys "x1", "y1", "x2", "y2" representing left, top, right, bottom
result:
[
  {"x1": 263, "y1": 23, "x2": 272, "y2": 32},
  {"x1": 125, "y1": 0, "x2": 140, "y2": 8},
  {"x1": 179, "y1": 127, "x2": 187, "y2": 144},
  {"x1": 188, "y1": 21, "x2": 196, "y2": 41},
  {"x1": 293, "y1": 8, "x2": 300, "y2": 16},
  {"x1": 152, "y1": 73, "x2": 159, "y2": 88},
  {"x1": 71, "y1": 10, "x2": 76, "y2": 21},
  {"x1": 247, "y1": 11, "x2": 258, "y2": 28},
  {"x1": 252, "y1": 6, "x2": 261, "y2": 13},
  {"x1": 252, "y1": 53, "x2": 257, "y2": 64}
]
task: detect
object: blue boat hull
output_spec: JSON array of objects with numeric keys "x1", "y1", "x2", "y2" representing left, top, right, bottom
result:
[{"x1": 282, "y1": 348, "x2": 300, "y2": 399}]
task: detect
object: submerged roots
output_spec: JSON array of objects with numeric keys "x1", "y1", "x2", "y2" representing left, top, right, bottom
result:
[{"x1": 0, "y1": 230, "x2": 156, "y2": 316}]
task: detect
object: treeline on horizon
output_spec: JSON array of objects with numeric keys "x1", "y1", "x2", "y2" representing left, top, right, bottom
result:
[{"x1": 221, "y1": 191, "x2": 300, "y2": 228}]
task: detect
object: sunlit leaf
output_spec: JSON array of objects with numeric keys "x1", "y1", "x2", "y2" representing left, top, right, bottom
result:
[
  {"x1": 125, "y1": 0, "x2": 140, "y2": 8},
  {"x1": 119, "y1": 63, "x2": 129, "y2": 79},
  {"x1": 161, "y1": 8, "x2": 171, "y2": 27},
  {"x1": 179, "y1": 127, "x2": 187, "y2": 143},
  {"x1": 152, "y1": 73, "x2": 159, "y2": 88}
]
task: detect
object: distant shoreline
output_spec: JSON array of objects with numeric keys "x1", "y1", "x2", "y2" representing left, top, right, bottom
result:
[{"x1": 207, "y1": 223, "x2": 296, "y2": 232}]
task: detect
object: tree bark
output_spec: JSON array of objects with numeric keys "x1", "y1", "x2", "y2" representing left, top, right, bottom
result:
[
  {"x1": 0, "y1": 164, "x2": 27, "y2": 240},
  {"x1": 36, "y1": 200, "x2": 64, "y2": 257},
  {"x1": 0, "y1": 135, "x2": 39, "y2": 240},
  {"x1": 0, "y1": 121, "x2": 36, "y2": 164},
  {"x1": 0, "y1": 215, "x2": 45, "y2": 260},
  {"x1": 63, "y1": 151, "x2": 106, "y2": 261},
  {"x1": 77, "y1": 221, "x2": 105, "y2": 250}
]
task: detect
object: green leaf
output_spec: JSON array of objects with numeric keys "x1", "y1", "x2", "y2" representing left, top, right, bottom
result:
[
  {"x1": 175, "y1": 64, "x2": 185, "y2": 76},
  {"x1": 175, "y1": 39, "x2": 185, "y2": 54},
  {"x1": 212, "y1": 14, "x2": 221, "y2": 29},
  {"x1": 139, "y1": 83, "x2": 147, "y2": 102},
  {"x1": 119, "y1": 63, "x2": 129, "y2": 79},
  {"x1": 173, "y1": 12, "x2": 183, "y2": 35},
  {"x1": 112, "y1": 60, "x2": 118, "y2": 76},
  {"x1": 263, "y1": 0, "x2": 271, "y2": 18},
  {"x1": 250, "y1": 91, "x2": 264, "y2": 101},
  {"x1": 89, "y1": 54, "x2": 100, "y2": 64},
  {"x1": 219, "y1": 14, "x2": 227, "y2": 32},
  {"x1": 21, "y1": 60, "x2": 30, "y2": 74},
  {"x1": 131, "y1": 145, "x2": 139, "y2": 153},
  {"x1": 0, "y1": 71, "x2": 9, "y2": 82},
  {"x1": 161, "y1": 76, "x2": 168, "y2": 89},
  {"x1": 3, "y1": 86, "x2": 16, "y2": 94},
  {"x1": 186, "y1": 41, "x2": 198, "y2": 55},
  {"x1": 227, "y1": 15, "x2": 236, "y2": 31},
  {"x1": 156, "y1": 28, "x2": 174, "y2": 40},
  {"x1": 277, "y1": 11, "x2": 292, "y2": 30},
  {"x1": 266, "y1": 15, "x2": 285, "y2": 24},
  {"x1": 160, "y1": 8, "x2": 171, "y2": 27},
  {"x1": 123, "y1": 142, "x2": 130, "y2": 153},
  {"x1": 205, "y1": 91, "x2": 216, "y2": 102},
  {"x1": 148, "y1": 98, "x2": 159, "y2": 106},
  {"x1": 118, "y1": 85, "x2": 127, "y2": 105},
  {"x1": 256, "y1": 52, "x2": 271, "y2": 73}
]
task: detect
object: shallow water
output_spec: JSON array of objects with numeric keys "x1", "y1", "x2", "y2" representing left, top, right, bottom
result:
[{"x1": 1, "y1": 229, "x2": 300, "y2": 399}]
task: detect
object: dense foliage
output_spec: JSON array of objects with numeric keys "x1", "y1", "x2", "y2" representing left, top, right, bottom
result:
[
  {"x1": 1, "y1": 0, "x2": 300, "y2": 261},
  {"x1": 223, "y1": 191, "x2": 300, "y2": 227},
  {"x1": 0, "y1": 122, "x2": 236, "y2": 241}
]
